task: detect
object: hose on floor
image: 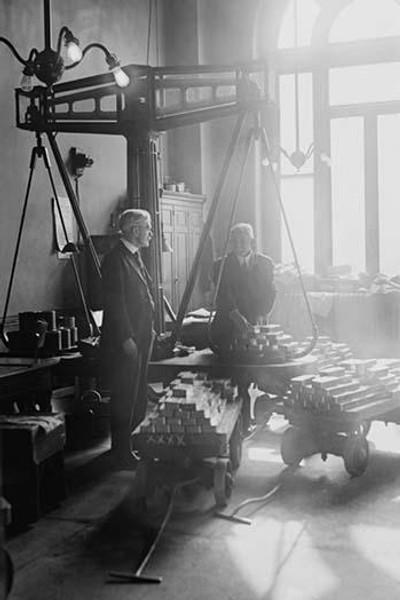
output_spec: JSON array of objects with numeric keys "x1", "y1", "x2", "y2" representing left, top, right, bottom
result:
[{"x1": 215, "y1": 465, "x2": 298, "y2": 525}]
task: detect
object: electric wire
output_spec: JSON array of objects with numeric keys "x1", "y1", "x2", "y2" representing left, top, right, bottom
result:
[
  {"x1": 146, "y1": 0, "x2": 153, "y2": 65},
  {"x1": 215, "y1": 465, "x2": 298, "y2": 523}
]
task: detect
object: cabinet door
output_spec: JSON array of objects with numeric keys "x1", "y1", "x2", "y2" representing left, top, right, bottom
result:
[{"x1": 161, "y1": 195, "x2": 206, "y2": 314}]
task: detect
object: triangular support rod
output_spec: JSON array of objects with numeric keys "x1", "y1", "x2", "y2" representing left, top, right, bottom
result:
[
  {"x1": 0, "y1": 131, "x2": 101, "y2": 348},
  {"x1": 172, "y1": 111, "x2": 247, "y2": 343}
]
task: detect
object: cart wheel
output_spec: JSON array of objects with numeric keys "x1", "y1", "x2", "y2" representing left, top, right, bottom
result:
[
  {"x1": 80, "y1": 389, "x2": 102, "y2": 403},
  {"x1": 213, "y1": 459, "x2": 233, "y2": 508},
  {"x1": 199, "y1": 463, "x2": 214, "y2": 490},
  {"x1": 229, "y1": 415, "x2": 243, "y2": 471},
  {"x1": 253, "y1": 394, "x2": 273, "y2": 426},
  {"x1": 343, "y1": 435, "x2": 369, "y2": 477},
  {"x1": 280, "y1": 427, "x2": 307, "y2": 466}
]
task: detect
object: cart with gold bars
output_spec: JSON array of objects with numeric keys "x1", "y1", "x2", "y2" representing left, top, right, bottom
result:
[
  {"x1": 131, "y1": 371, "x2": 243, "y2": 508},
  {"x1": 281, "y1": 358, "x2": 400, "y2": 476}
]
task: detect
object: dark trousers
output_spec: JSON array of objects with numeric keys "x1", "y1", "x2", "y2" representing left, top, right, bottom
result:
[{"x1": 108, "y1": 335, "x2": 153, "y2": 460}]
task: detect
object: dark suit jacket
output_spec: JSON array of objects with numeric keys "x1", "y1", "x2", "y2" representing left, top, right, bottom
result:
[
  {"x1": 211, "y1": 251, "x2": 276, "y2": 350},
  {"x1": 100, "y1": 241, "x2": 155, "y2": 354}
]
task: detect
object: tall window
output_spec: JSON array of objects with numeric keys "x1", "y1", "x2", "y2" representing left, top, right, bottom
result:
[
  {"x1": 331, "y1": 117, "x2": 365, "y2": 272},
  {"x1": 277, "y1": 0, "x2": 400, "y2": 275}
]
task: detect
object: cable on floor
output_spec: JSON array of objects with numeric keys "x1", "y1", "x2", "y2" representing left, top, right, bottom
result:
[{"x1": 214, "y1": 465, "x2": 298, "y2": 525}]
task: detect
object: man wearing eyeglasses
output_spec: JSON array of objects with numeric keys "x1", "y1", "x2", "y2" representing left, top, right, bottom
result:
[{"x1": 101, "y1": 209, "x2": 155, "y2": 469}]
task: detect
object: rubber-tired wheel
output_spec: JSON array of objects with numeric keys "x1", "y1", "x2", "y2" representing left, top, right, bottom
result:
[
  {"x1": 343, "y1": 435, "x2": 369, "y2": 477},
  {"x1": 80, "y1": 389, "x2": 102, "y2": 404},
  {"x1": 280, "y1": 427, "x2": 307, "y2": 466},
  {"x1": 229, "y1": 415, "x2": 243, "y2": 471},
  {"x1": 253, "y1": 394, "x2": 273, "y2": 426},
  {"x1": 213, "y1": 458, "x2": 233, "y2": 508}
]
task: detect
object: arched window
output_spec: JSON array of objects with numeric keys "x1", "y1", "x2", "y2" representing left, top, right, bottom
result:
[
  {"x1": 329, "y1": 0, "x2": 400, "y2": 43},
  {"x1": 275, "y1": 0, "x2": 400, "y2": 276}
]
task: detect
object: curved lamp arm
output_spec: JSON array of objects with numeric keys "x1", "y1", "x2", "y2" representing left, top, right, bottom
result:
[
  {"x1": 65, "y1": 42, "x2": 130, "y2": 88},
  {"x1": 65, "y1": 41, "x2": 113, "y2": 70},
  {"x1": 0, "y1": 36, "x2": 33, "y2": 67}
]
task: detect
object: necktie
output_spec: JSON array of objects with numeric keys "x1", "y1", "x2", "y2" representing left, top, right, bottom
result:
[
  {"x1": 134, "y1": 252, "x2": 154, "y2": 305},
  {"x1": 134, "y1": 251, "x2": 146, "y2": 277}
]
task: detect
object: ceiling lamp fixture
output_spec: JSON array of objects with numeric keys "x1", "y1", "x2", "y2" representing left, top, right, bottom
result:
[
  {"x1": 275, "y1": 0, "x2": 330, "y2": 171},
  {"x1": 0, "y1": 0, "x2": 130, "y2": 92}
]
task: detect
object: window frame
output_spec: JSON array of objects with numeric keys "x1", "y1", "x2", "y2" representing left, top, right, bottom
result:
[{"x1": 274, "y1": 1, "x2": 400, "y2": 274}]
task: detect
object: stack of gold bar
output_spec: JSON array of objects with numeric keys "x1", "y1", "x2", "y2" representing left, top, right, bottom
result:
[
  {"x1": 232, "y1": 323, "x2": 300, "y2": 363},
  {"x1": 135, "y1": 371, "x2": 237, "y2": 443},
  {"x1": 300, "y1": 336, "x2": 354, "y2": 369},
  {"x1": 286, "y1": 357, "x2": 400, "y2": 416}
]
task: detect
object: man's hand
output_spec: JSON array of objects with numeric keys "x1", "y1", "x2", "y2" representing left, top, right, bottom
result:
[
  {"x1": 230, "y1": 309, "x2": 251, "y2": 334},
  {"x1": 122, "y1": 337, "x2": 138, "y2": 359}
]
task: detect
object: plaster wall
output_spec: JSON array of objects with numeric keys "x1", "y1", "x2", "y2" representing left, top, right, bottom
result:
[
  {"x1": 197, "y1": 0, "x2": 262, "y2": 258},
  {"x1": 162, "y1": 0, "x2": 202, "y2": 195},
  {"x1": 0, "y1": 0, "x2": 155, "y2": 315}
]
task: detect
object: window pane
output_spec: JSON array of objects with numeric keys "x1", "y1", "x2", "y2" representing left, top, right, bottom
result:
[
  {"x1": 330, "y1": 63, "x2": 400, "y2": 105},
  {"x1": 281, "y1": 176, "x2": 314, "y2": 271},
  {"x1": 378, "y1": 113, "x2": 400, "y2": 276},
  {"x1": 278, "y1": 0, "x2": 320, "y2": 48},
  {"x1": 331, "y1": 117, "x2": 365, "y2": 272},
  {"x1": 280, "y1": 73, "x2": 314, "y2": 175},
  {"x1": 330, "y1": 0, "x2": 400, "y2": 43}
]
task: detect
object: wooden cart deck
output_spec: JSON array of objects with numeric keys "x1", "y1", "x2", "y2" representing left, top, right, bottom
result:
[{"x1": 131, "y1": 397, "x2": 242, "y2": 461}]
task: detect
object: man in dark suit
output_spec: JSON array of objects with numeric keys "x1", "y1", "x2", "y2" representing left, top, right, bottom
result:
[
  {"x1": 210, "y1": 223, "x2": 277, "y2": 432},
  {"x1": 101, "y1": 209, "x2": 155, "y2": 468}
]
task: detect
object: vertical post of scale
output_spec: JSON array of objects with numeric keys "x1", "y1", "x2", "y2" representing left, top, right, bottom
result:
[{"x1": 126, "y1": 132, "x2": 165, "y2": 333}]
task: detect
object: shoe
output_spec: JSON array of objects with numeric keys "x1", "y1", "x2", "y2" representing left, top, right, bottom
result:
[{"x1": 243, "y1": 424, "x2": 257, "y2": 439}]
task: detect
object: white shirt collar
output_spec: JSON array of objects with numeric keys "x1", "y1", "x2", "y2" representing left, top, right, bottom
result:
[
  {"x1": 121, "y1": 238, "x2": 139, "y2": 255},
  {"x1": 237, "y1": 251, "x2": 253, "y2": 266}
]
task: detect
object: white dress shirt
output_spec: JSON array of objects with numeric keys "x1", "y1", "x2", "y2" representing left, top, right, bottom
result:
[{"x1": 121, "y1": 238, "x2": 139, "y2": 255}]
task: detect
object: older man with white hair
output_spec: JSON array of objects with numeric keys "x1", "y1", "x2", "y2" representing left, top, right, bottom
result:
[{"x1": 101, "y1": 208, "x2": 155, "y2": 468}]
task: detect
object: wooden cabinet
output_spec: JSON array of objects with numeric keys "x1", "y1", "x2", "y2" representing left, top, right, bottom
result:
[{"x1": 161, "y1": 192, "x2": 206, "y2": 313}]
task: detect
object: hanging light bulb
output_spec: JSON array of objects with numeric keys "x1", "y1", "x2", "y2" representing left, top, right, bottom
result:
[
  {"x1": 112, "y1": 65, "x2": 130, "y2": 88},
  {"x1": 106, "y1": 53, "x2": 130, "y2": 88},
  {"x1": 20, "y1": 64, "x2": 34, "y2": 92},
  {"x1": 57, "y1": 27, "x2": 83, "y2": 64},
  {"x1": 66, "y1": 38, "x2": 82, "y2": 63}
]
